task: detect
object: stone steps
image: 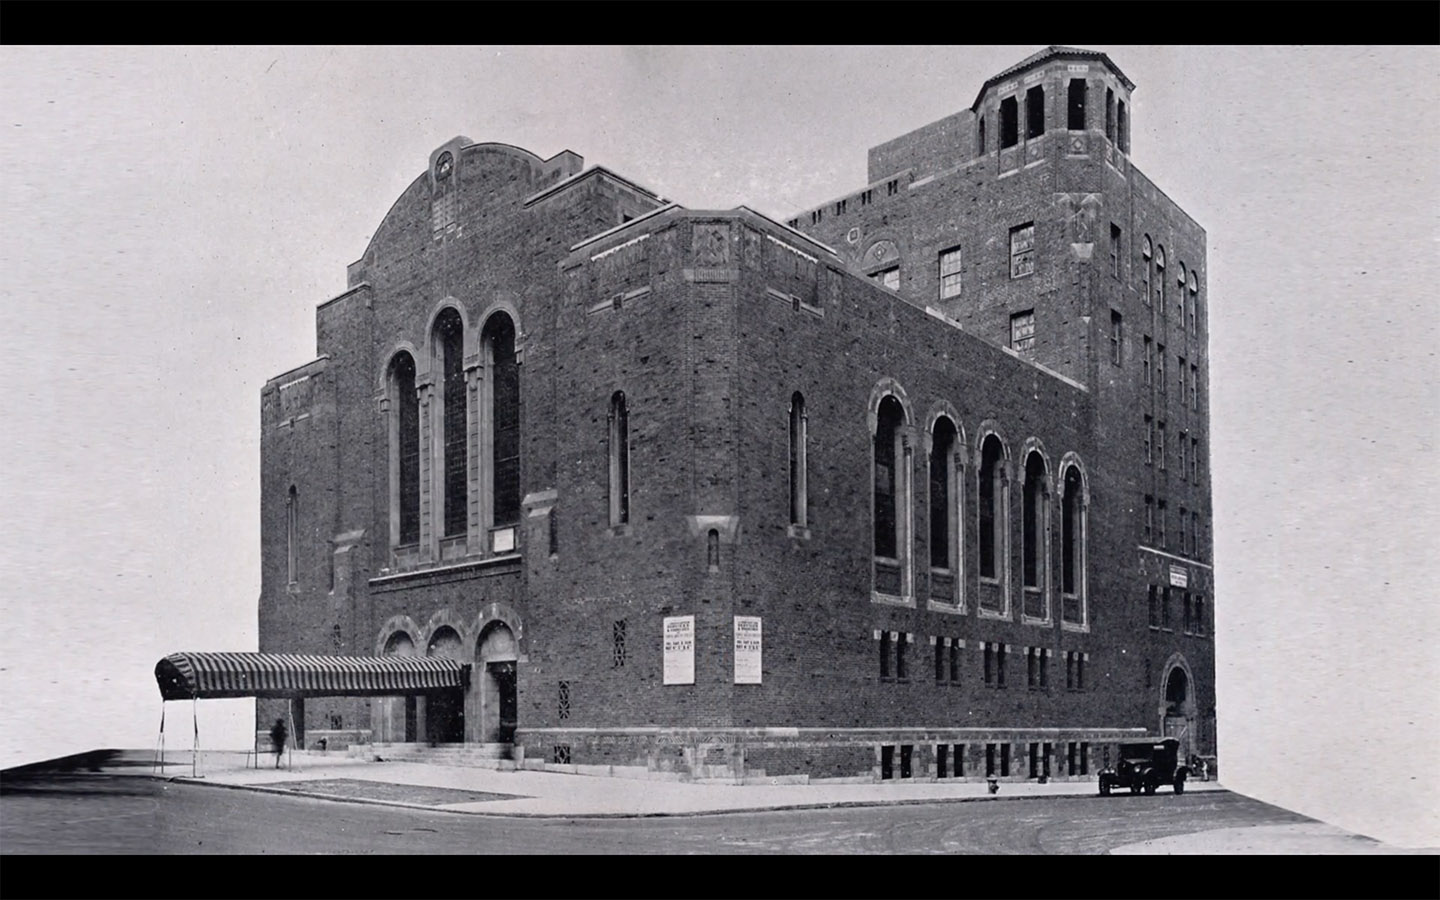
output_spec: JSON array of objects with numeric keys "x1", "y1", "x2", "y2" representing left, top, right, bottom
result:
[{"x1": 350, "y1": 742, "x2": 517, "y2": 769}]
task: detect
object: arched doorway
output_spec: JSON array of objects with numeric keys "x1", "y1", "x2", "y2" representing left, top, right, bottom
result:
[
  {"x1": 378, "y1": 631, "x2": 418, "y2": 743},
  {"x1": 425, "y1": 626, "x2": 466, "y2": 743},
  {"x1": 477, "y1": 622, "x2": 518, "y2": 744},
  {"x1": 1161, "y1": 659, "x2": 1196, "y2": 758}
]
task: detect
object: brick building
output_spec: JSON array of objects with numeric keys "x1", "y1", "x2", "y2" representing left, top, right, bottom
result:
[{"x1": 258, "y1": 47, "x2": 1216, "y2": 783}]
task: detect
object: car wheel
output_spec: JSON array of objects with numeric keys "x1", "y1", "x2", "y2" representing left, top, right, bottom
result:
[
  {"x1": 1129, "y1": 781, "x2": 1140, "y2": 794},
  {"x1": 1144, "y1": 778, "x2": 1157, "y2": 795},
  {"x1": 1174, "y1": 774, "x2": 1186, "y2": 794}
]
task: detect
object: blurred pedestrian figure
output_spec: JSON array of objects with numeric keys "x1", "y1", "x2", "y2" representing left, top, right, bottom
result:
[{"x1": 270, "y1": 717, "x2": 288, "y2": 768}]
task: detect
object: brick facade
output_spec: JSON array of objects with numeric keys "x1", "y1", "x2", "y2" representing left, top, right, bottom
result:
[{"x1": 258, "y1": 48, "x2": 1216, "y2": 782}]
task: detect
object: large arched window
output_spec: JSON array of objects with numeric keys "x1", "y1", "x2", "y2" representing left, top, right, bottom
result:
[
  {"x1": 432, "y1": 308, "x2": 467, "y2": 540},
  {"x1": 1021, "y1": 450, "x2": 1049, "y2": 621},
  {"x1": 387, "y1": 351, "x2": 420, "y2": 548},
  {"x1": 929, "y1": 416, "x2": 963, "y2": 608},
  {"x1": 608, "y1": 390, "x2": 629, "y2": 527},
  {"x1": 873, "y1": 394, "x2": 911, "y2": 600},
  {"x1": 1060, "y1": 462, "x2": 1087, "y2": 627},
  {"x1": 789, "y1": 392, "x2": 807, "y2": 530},
  {"x1": 286, "y1": 485, "x2": 299, "y2": 585},
  {"x1": 483, "y1": 312, "x2": 520, "y2": 549},
  {"x1": 978, "y1": 434, "x2": 1006, "y2": 582}
]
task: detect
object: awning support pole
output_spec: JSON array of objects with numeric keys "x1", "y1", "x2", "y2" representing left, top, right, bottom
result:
[
  {"x1": 192, "y1": 697, "x2": 199, "y2": 778},
  {"x1": 153, "y1": 703, "x2": 166, "y2": 774},
  {"x1": 287, "y1": 698, "x2": 297, "y2": 770}
]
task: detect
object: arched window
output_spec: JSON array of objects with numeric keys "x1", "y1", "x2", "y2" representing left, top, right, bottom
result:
[
  {"x1": 929, "y1": 417, "x2": 958, "y2": 571},
  {"x1": 978, "y1": 434, "x2": 1005, "y2": 581},
  {"x1": 286, "y1": 485, "x2": 298, "y2": 585},
  {"x1": 789, "y1": 392, "x2": 808, "y2": 529},
  {"x1": 1021, "y1": 450, "x2": 1049, "y2": 620},
  {"x1": 1061, "y1": 463, "x2": 1087, "y2": 627},
  {"x1": 609, "y1": 390, "x2": 629, "y2": 526},
  {"x1": 1177, "y1": 262, "x2": 1188, "y2": 320},
  {"x1": 1154, "y1": 245, "x2": 1166, "y2": 311},
  {"x1": 387, "y1": 351, "x2": 420, "y2": 547},
  {"x1": 1188, "y1": 271, "x2": 1199, "y2": 334},
  {"x1": 432, "y1": 308, "x2": 467, "y2": 539},
  {"x1": 1141, "y1": 236, "x2": 1153, "y2": 307},
  {"x1": 483, "y1": 312, "x2": 520, "y2": 548},
  {"x1": 873, "y1": 396, "x2": 905, "y2": 560}
]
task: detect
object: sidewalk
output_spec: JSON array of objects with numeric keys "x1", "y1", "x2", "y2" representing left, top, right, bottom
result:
[{"x1": 140, "y1": 749, "x2": 1225, "y2": 818}]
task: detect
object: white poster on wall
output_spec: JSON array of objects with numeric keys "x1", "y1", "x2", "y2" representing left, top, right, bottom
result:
[
  {"x1": 733, "y1": 616, "x2": 762, "y2": 684},
  {"x1": 662, "y1": 615, "x2": 695, "y2": 685}
]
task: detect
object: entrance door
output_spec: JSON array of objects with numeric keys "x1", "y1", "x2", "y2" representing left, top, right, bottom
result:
[
  {"x1": 404, "y1": 696, "x2": 418, "y2": 742},
  {"x1": 425, "y1": 689, "x2": 465, "y2": 744},
  {"x1": 488, "y1": 661, "x2": 517, "y2": 744}
]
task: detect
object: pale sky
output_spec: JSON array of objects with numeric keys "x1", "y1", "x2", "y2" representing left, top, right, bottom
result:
[{"x1": 1, "y1": 46, "x2": 1436, "y2": 847}]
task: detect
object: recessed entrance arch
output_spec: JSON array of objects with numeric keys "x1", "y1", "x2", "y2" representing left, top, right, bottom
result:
[
  {"x1": 378, "y1": 630, "x2": 419, "y2": 742},
  {"x1": 1159, "y1": 655, "x2": 1197, "y2": 758},
  {"x1": 425, "y1": 626, "x2": 466, "y2": 743},
  {"x1": 477, "y1": 622, "x2": 518, "y2": 744}
]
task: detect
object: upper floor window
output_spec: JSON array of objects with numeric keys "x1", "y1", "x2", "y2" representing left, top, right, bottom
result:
[
  {"x1": 1144, "y1": 494, "x2": 1154, "y2": 544},
  {"x1": 978, "y1": 116, "x2": 987, "y2": 155},
  {"x1": 1154, "y1": 245, "x2": 1166, "y2": 311},
  {"x1": 1141, "y1": 236, "x2": 1153, "y2": 306},
  {"x1": 929, "y1": 416, "x2": 959, "y2": 571},
  {"x1": 1110, "y1": 311, "x2": 1123, "y2": 365},
  {"x1": 1011, "y1": 309, "x2": 1036, "y2": 355},
  {"x1": 999, "y1": 96, "x2": 1019, "y2": 149},
  {"x1": 608, "y1": 390, "x2": 630, "y2": 526},
  {"x1": 1105, "y1": 88, "x2": 1115, "y2": 142},
  {"x1": 1156, "y1": 343, "x2": 1167, "y2": 391},
  {"x1": 1188, "y1": 272, "x2": 1200, "y2": 334},
  {"x1": 873, "y1": 266, "x2": 900, "y2": 292},
  {"x1": 1191, "y1": 365, "x2": 1200, "y2": 410},
  {"x1": 939, "y1": 247, "x2": 963, "y2": 300},
  {"x1": 286, "y1": 485, "x2": 299, "y2": 585},
  {"x1": 433, "y1": 308, "x2": 467, "y2": 539},
  {"x1": 387, "y1": 351, "x2": 421, "y2": 547},
  {"x1": 1110, "y1": 224, "x2": 1122, "y2": 278},
  {"x1": 1143, "y1": 336, "x2": 1153, "y2": 385},
  {"x1": 1010, "y1": 223, "x2": 1036, "y2": 279},
  {"x1": 1060, "y1": 464, "x2": 1086, "y2": 625},
  {"x1": 789, "y1": 392, "x2": 808, "y2": 529},
  {"x1": 483, "y1": 312, "x2": 521, "y2": 539},
  {"x1": 978, "y1": 434, "x2": 1006, "y2": 580},
  {"x1": 1117, "y1": 99, "x2": 1129, "y2": 153},
  {"x1": 1021, "y1": 451, "x2": 1048, "y2": 595},
  {"x1": 1025, "y1": 85, "x2": 1045, "y2": 139},
  {"x1": 873, "y1": 396, "x2": 906, "y2": 560},
  {"x1": 1067, "y1": 79, "x2": 1087, "y2": 130}
]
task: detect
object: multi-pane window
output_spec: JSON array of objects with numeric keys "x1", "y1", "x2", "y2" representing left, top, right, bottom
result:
[
  {"x1": 1155, "y1": 246, "x2": 1166, "y2": 311},
  {"x1": 873, "y1": 396, "x2": 904, "y2": 560},
  {"x1": 1144, "y1": 495, "x2": 1155, "y2": 544},
  {"x1": 486, "y1": 313, "x2": 521, "y2": 535},
  {"x1": 1177, "y1": 263, "x2": 1188, "y2": 321},
  {"x1": 1189, "y1": 272, "x2": 1200, "y2": 333},
  {"x1": 1022, "y1": 451, "x2": 1047, "y2": 593},
  {"x1": 1157, "y1": 422, "x2": 1166, "y2": 470},
  {"x1": 938, "y1": 247, "x2": 963, "y2": 300},
  {"x1": 1178, "y1": 355, "x2": 1187, "y2": 399},
  {"x1": 1194, "y1": 595, "x2": 1207, "y2": 636},
  {"x1": 999, "y1": 96, "x2": 1019, "y2": 148},
  {"x1": 1110, "y1": 311, "x2": 1123, "y2": 365},
  {"x1": 1009, "y1": 224, "x2": 1036, "y2": 279},
  {"x1": 1156, "y1": 344, "x2": 1167, "y2": 392},
  {"x1": 978, "y1": 435, "x2": 1005, "y2": 580},
  {"x1": 609, "y1": 391, "x2": 630, "y2": 526},
  {"x1": 1068, "y1": 79, "x2": 1087, "y2": 130},
  {"x1": 557, "y1": 680, "x2": 571, "y2": 720},
  {"x1": 1144, "y1": 415, "x2": 1154, "y2": 465},
  {"x1": 1158, "y1": 499, "x2": 1168, "y2": 549},
  {"x1": 929, "y1": 417, "x2": 958, "y2": 570},
  {"x1": 1010, "y1": 310, "x2": 1036, "y2": 355},
  {"x1": 1143, "y1": 336, "x2": 1153, "y2": 384},
  {"x1": 1141, "y1": 237, "x2": 1153, "y2": 306},
  {"x1": 935, "y1": 637, "x2": 962, "y2": 685},
  {"x1": 789, "y1": 392, "x2": 808, "y2": 529},
  {"x1": 1025, "y1": 85, "x2": 1045, "y2": 139},
  {"x1": 1110, "y1": 224, "x2": 1121, "y2": 278},
  {"x1": 435, "y1": 308, "x2": 467, "y2": 539},
  {"x1": 1061, "y1": 465, "x2": 1085, "y2": 612},
  {"x1": 1192, "y1": 438, "x2": 1201, "y2": 483},
  {"x1": 388, "y1": 351, "x2": 421, "y2": 547},
  {"x1": 1191, "y1": 364, "x2": 1200, "y2": 411},
  {"x1": 612, "y1": 620, "x2": 627, "y2": 668},
  {"x1": 872, "y1": 266, "x2": 900, "y2": 291}
]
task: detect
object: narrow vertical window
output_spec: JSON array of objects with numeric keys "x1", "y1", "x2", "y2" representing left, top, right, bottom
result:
[
  {"x1": 1144, "y1": 495, "x2": 1155, "y2": 544},
  {"x1": 935, "y1": 638, "x2": 946, "y2": 682},
  {"x1": 1110, "y1": 311, "x2": 1123, "y2": 365},
  {"x1": 485, "y1": 313, "x2": 521, "y2": 540},
  {"x1": 1143, "y1": 336, "x2": 1153, "y2": 385},
  {"x1": 1191, "y1": 364, "x2": 1200, "y2": 411},
  {"x1": 978, "y1": 116, "x2": 987, "y2": 155},
  {"x1": 896, "y1": 634, "x2": 908, "y2": 680},
  {"x1": 1022, "y1": 451, "x2": 1047, "y2": 591},
  {"x1": 789, "y1": 392, "x2": 808, "y2": 529},
  {"x1": 873, "y1": 396, "x2": 904, "y2": 560},
  {"x1": 1025, "y1": 85, "x2": 1045, "y2": 139},
  {"x1": 609, "y1": 391, "x2": 630, "y2": 526},
  {"x1": 1192, "y1": 510, "x2": 1200, "y2": 555},
  {"x1": 1141, "y1": 237, "x2": 1153, "y2": 306},
  {"x1": 1189, "y1": 272, "x2": 1200, "y2": 334},
  {"x1": 613, "y1": 620, "x2": 627, "y2": 668},
  {"x1": 929, "y1": 417, "x2": 957, "y2": 570},
  {"x1": 557, "y1": 681, "x2": 571, "y2": 720},
  {"x1": 999, "y1": 96, "x2": 1019, "y2": 148},
  {"x1": 1062, "y1": 465, "x2": 1083, "y2": 599},
  {"x1": 1179, "y1": 433, "x2": 1188, "y2": 482},
  {"x1": 1179, "y1": 508, "x2": 1188, "y2": 557},
  {"x1": 706, "y1": 528, "x2": 720, "y2": 572},
  {"x1": 1067, "y1": 79, "x2": 1087, "y2": 130},
  {"x1": 879, "y1": 632, "x2": 892, "y2": 678},
  {"x1": 1157, "y1": 344, "x2": 1167, "y2": 392},
  {"x1": 1145, "y1": 415, "x2": 1153, "y2": 464},
  {"x1": 1105, "y1": 88, "x2": 1115, "y2": 142},
  {"x1": 938, "y1": 246, "x2": 963, "y2": 300},
  {"x1": 1009, "y1": 223, "x2": 1036, "y2": 279},
  {"x1": 1158, "y1": 421, "x2": 1166, "y2": 470},
  {"x1": 434, "y1": 308, "x2": 467, "y2": 539},
  {"x1": 286, "y1": 485, "x2": 298, "y2": 585},
  {"x1": 1158, "y1": 499, "x2": 1168, "y2": 549},
  {"x1": 1149, "y1": 584, "x2": 1160, "y2": 628},
  {"x1": 388, "y1": 351, "x2": 420, "y2": 547},
  {"x1": 1110, "y1": 224, "x2": 1121, "y2": 278},
  {"x1": 1155, "y1": 246, "x2": 1166, "y2": 311},
  {"x1": 871, "y1": 266, "x2": 900, "y2": 291},
  {"x1": 979, "y1": 435, "x2": 1005, "y2": 580},
  {"x1": 1117, "y1": 99, "x2": 1128, "y2": 152},
  {"x1": 1192, "y1": 438, "x2": 1201, "y2": 483},
  {"x1": 996, "y1": 644, "x2": 1007, "y2": 688},
  {"x1": 1177, "y1": 263, "x2": 1188, "y2": 321}
]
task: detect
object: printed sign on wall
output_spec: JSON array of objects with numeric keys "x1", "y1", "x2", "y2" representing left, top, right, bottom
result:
[
  {"x1": 662, "y1": 615, "x2": 695, "y2": 685},
  {"x1": 1169, "y1": 564, "x2": 1189, "y2": 588},
  {"x1": 734, "y1": 616, "x2": 762, "y2": 684}
]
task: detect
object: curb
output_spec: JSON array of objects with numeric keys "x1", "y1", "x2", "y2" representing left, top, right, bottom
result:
[{"x1": 144, "y1": 772, "x2": 1231, "y2": 820}]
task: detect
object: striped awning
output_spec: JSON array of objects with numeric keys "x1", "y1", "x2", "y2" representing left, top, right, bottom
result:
[{"x1": 154, "y1": 652, "x2": 470, "y2": 701}]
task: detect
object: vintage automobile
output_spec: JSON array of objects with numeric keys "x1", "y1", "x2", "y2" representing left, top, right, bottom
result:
[{"x1": 1098, "y1": 737, "x2": 1190, "y2": 795}]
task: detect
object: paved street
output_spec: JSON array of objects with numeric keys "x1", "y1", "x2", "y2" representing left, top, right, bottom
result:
[{"x1": 0, "y1": 771, "x2": 1381, "y2": 855}]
